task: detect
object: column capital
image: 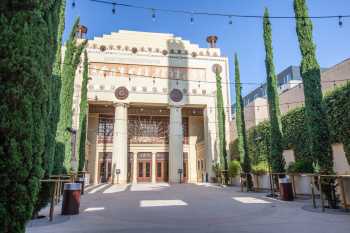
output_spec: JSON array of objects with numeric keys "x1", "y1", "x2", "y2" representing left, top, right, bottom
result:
[
  {"x1": 113, "y1": 102, "x2": 129, "y2": 108},
  {"x1": 168, "y1": 104, "x2": 183, "y2": 110}
]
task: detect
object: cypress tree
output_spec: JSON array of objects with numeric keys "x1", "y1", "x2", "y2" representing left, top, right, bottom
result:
[
  {"x1": 78, "y1": 50, "x2": 89, "y2": 171},
  {"x1": 215, "y1": 67, "x2": 229, "y2": 184},
  {"x1": 55, "y1": 18, "x2": 87, "y2": 173},
  {"x1": 294, "y1": 0, "x2": 335, "y2": 207},
  {"x1": 0, "y1": 1, "x2": 61, "y2": 232},
  {"x1": 34, "y1": 0, "x2": 66, "y2": 216},
  {"x1": 263, "y1": 8, "x2": 285, "y2": 173},
  {"x1": 234, "y1": 54, "x2": 253, "y2": 190}
]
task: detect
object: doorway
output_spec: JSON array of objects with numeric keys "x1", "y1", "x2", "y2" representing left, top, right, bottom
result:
[
  {"x1": 156, "y1": 152, "x2": 169, "y2": 182},
  {"x1": 98, "y1": 152, "x2": 112, "y2": 183},
  {"x1": 183, "y1": 152, "x2": 188, "y2": 183},
  {"x1": 137, "y1": 152, "x2": 152, "y2": 182}
]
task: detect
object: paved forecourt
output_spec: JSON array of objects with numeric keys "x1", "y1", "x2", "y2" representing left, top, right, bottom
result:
[{"x1": 27, "y1": 183, "x2": 350, "y2": 233}]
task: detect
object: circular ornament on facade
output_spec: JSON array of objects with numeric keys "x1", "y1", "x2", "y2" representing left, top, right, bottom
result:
[
  {"x1": 191, "y1": 52, "x2": 197, "y2": 58},
  {"x1": 132, "y1": 47, "x2": 138, "y2": 54},
  {"x1": 212, "y1": 64, "x2": 222, "y2": 74},
  {"x1": 170, "y1": 89, "x2": 183, "y2": 102},
  {"x1": 162, "y1": 49, "x2": 168, "y2": 56},
  {"x1": 115, "y1": 86, "x2": 129, "y2": 100},
  {"x1": 100, "y1": 45, "x2": 106, "y2": 52}
]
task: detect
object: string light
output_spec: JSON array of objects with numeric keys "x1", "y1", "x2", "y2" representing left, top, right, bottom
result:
[
  {"x1": 112, "y1": 2, "x2": 116, "y2": 14},
  {"x1": 89, "y1": 0, "x2": 350, "y2": 21},
  {"x1": 338, "y1": 16, "x2": 343, "y2": 27},
  {"x1": 72, "y1": 0, "x2": 76, "y2": 8},
  {"x1": 151, "y1": 9, "x2": 156, "y2": 22},
  {"x1": 190, "y1": 13, "x2": 194, "y2": 24},
  {"x1": 228, "y1": 16, "x2": 233, "y2": 25}
]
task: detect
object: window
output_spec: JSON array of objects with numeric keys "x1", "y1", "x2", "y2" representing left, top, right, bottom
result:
[
  {"x1": 145, "y1": 162, "x2": 150, "y2": 177},
  {"x1": 157, "y1": 162, "x2": 162, "y2": 177},
  {"x1": 138, "y1": 162, "x2": 143, "y2": 177},
  {"x1": 97, "y1": 115, "x2": 114, "y2": 143}
]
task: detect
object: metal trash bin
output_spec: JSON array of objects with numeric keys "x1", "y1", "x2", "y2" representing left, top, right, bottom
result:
[
  {"x1": 61, "y1": 183, "x2": 81, "y2": 215},
  {"x1": 279, "y1": 177, "x2": 294, "y2": 201},
  {"x1": 76, "y1": 177, "x2": 85, "y2": 195}
]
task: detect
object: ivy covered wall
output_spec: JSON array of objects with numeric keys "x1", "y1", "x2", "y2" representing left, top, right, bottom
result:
[{"x1": 231, "y1": 82, "x2": 350, "y2": 169}]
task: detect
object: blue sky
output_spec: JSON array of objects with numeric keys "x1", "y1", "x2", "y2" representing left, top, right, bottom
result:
[{"x1": 64, "y1": 0, "x2": 350, "y2": 100}]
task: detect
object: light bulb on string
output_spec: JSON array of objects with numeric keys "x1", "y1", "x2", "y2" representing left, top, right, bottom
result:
[
  {"x1": 72, "y1": 0, "x2": 76, "y2": 8},
  {"x1": 338, "y1": 16, "x2": 343, "y2": 27},
  {"x1": 190, "y1": 13, "x2": 194, "y2": 24},
  {"x1": 228, "y1": 16, "x2": 233, "y2": 25},
  {"x1": 151, "y1": 9, "x2": 156, "y2": 22},
  {"x1": 112, "y1": 3, "x2": 116, "y2": 15}
]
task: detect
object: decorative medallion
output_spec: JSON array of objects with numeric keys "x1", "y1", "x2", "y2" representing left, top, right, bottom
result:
[
  {"x1": 170, "y1": 89, "x2": 183, "y2": 102},
  {"x1": 132, "y1": 47, "x2": 138, "y2": 54},
  {"x1": 162, "y1": 49, "x2": 168, "y2": 56},
  {"x1": 191, "y1": 52, "x2": 197, "y2": 58},
  {"x1": 115, "y1": 86, "x2": 129, "y2": 100},
  {"x1": 100, "y1": 45, "x2": 106, "y2": 52},
  {"x1": 212, "y1": 64, "x2": 222, "y2": 74}
]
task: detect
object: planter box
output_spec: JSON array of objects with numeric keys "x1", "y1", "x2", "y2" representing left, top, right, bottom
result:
[
  {"x1": 230, "y1": 176, "x2": 241, "y2": 186},
  {"x1": 292, "y1": 175, "x2": 319, "y2": 195},
  {"x1": 253, "y1": 174, "x2": 271, "y2": 190}
]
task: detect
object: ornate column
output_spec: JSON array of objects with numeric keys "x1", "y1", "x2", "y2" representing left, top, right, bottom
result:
[
  {"x1": 168, "y1": 105, "x2": 183, "y2": 183},
  {"x1": 133, "y1": 152, "x2": 137, "y2": 184},
  {"x1": 112, "y1": 103, "x2": 128, "y2": 184},
  {"x1": 152, "y1": 152, "x2": 156, "y2": 183}
]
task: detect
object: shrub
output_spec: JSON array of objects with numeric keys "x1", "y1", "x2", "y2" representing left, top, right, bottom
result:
[
  {"x1": 251, "y1": 161, "x2": 269, "y2": 175},
  {"x1": 286, "y1": 160, "x2": 314, "y2": 173},
  {"x1": 228, "y1": 160, "x2": 241, "y2": 178}
]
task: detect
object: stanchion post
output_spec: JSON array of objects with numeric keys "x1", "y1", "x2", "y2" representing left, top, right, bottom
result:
[
  {"x1": 339, "y1": 177, "x2": 348, "y2": 211},
  {"x1": 311, "y1": 175, "x2": 316, "y2": 208},
  {"x1": 318, "y1": 175, "x2": 325, "y2": 212}
]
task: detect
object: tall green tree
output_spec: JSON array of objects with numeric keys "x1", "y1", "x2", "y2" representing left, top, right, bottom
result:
[
  {"x1": 78, "y1": 50, "x2": 89, "y2": 171},
  {"x1": 234, "y1": 54, "x2": 253, "y2": 189},
  {"x1": 0, "y1": 1, "x2": 61, "y2": 232},
  {"x1": 294, "y1": 0, "x2": 335, "y2": 207},
  {"x1": 55, "y1": 18, "x2": 87, "y2": 173},
  {"x1": 293, "y1": 0, "x2": 333, "y2": 173},
  {"x1": 34, "y1": 0, "x2": 66, "y2": 216},
  {"x1": 263, "y1": 8, "x2": 285, "y2": 173},
  {"x1": 215, "y1": 66, "x2": 229, "y2": 183}
]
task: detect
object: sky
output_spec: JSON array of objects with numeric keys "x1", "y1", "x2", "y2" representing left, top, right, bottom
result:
[{"x1": 63, "y1": 0, "x2": 350, "y2": 102}]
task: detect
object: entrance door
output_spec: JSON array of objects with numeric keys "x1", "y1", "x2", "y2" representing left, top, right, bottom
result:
[
  {"x1": 98, "y1": 152, "x2": 112, "y2": 183},
  {"x1": 127, "y1": 152, "x2": 133, "y2": 183},
  {"x1": 137, "y1": 152, "x2": 152, "y2": 182},
  {"x1": 183, "y1": 152, "x2": 188, "y2": 183},
  {"x1": 156, "y1": 152, "x2": 169, "y2": 182}
]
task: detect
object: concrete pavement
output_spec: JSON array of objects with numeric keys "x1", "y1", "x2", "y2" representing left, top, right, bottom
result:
[{"x1": 26, "y1": 183, "x2": 350, "y2": 233}]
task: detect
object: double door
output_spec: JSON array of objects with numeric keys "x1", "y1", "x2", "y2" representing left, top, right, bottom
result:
[
  {"x1": 137, "y1": 152, "x2": 152, "y2": 182},
  {"x1": 156, "y1": 152, "x2": 169, "y2": 182}
]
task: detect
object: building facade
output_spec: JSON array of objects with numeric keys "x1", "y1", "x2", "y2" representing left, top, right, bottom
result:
[
  {"x1": 72, "y1": 30, "x2": 232, "y2": 185},
  {"x1": 230, "y1": 58, "x2": 350, "y2": 140}
]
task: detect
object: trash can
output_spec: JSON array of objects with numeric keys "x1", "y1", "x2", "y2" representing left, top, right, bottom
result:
[
  {"x1": 61, "y1": 183, "x2": 81, "y2": 215},
  {"x1": 76, "y1": 177, "x2": 85, "y2": 195},
  {"x1": 279, "y1": 177, "x2": 294, "y2": 201}
]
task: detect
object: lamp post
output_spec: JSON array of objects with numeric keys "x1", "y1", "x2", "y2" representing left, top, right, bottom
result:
[{"x1": 66, "y1": 127, "x2": 78, "y2": 173}]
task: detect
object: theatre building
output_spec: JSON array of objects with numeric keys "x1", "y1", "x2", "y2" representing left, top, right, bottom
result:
[{"x1": 72, "y1": 30, "x2": 231, "y2": 184}]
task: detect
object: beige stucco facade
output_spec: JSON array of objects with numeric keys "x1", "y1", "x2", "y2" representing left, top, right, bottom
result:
[{"x1": 72, "y1": 30, "x2": 231, "y2": 185}]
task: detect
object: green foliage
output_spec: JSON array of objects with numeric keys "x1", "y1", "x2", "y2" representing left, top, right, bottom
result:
[
  {"x1": 77, "y1": 50, "x2": 89, "y2": 171},
  {"x1": 247, "y1": 121, "x2": 271, "y2": 165},
  {"x1": 55, "y1": 17, "x2": 87, "y2": 173},
  {"x1": 35, "y1": 0, "x2": 66, "y2": 216},
  {"x1": 228, "y1": 140, "x2": 240, "y2": 161},
  {"x1": 324, "y1": 82, "x2": 350, "y2": 164},
  {"x1": 287, "y1": 160, "x2": 314, "y2": 173},
  {"x1": 234, "y1": 54, "x2": 251, "y2": 174},
  {"x1": 215, "y1": 70, "x2": 228, "y2": 181},
  {"x1": 294, "y1": 0, "x2": 333, "y2": 174},
  {"x1": 263, "y1": 9, "x2": 285, "y2": 173},
  {"x1": 0, "y1": 1, "x2": 61, "y2": 231},
  {"x1": 212, "y1": 163, "x2": 222, "y2": 178},
  {"x1": 251, "y1": 161, "x2": 269, "y2": 175},
  {"x1": 228, "y1": 160, "x2": 241, "y2": 178}
]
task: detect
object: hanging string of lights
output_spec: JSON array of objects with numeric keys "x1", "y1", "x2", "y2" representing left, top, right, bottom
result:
[{"x1": 70, "y1": 0, "x2": 349, "y2": 27}]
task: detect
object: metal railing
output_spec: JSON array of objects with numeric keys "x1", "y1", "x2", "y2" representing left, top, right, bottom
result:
[{"x1": 239, "y1": 172, "x2": 350, "y2": 212}]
